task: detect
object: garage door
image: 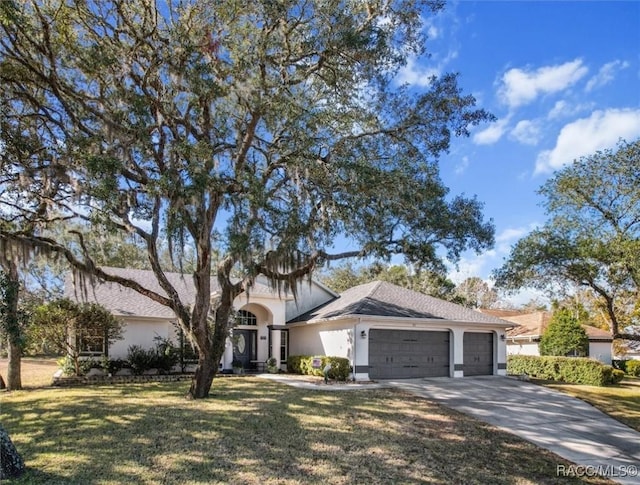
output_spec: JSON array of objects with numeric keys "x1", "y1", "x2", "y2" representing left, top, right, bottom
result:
[
  {"x1": 463, "y1": 332, "x2": 493, "y2": 376},
  {"x1": 368, "y1": 329, "x2": 450, "y2": 379}
]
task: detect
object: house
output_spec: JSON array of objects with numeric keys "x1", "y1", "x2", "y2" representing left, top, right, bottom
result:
[
  {"x1": 480, "y1": 310, "x2": 613, "y2": 365},
  {"x1": 65, "y1": 268, "x2": 513, "y2": 379}
]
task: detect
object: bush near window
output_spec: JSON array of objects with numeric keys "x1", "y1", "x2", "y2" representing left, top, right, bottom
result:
[
  {"x1": 627, "y1": 360, "x2": 640, "y2": 377},
  {"x1": 508, "y1": 355, "x2": 622, "y2": 386},
  {"x1": 287, "y1": 355, "x2": 351, "y2": 381},
  {"x1": 127, "y1": 338, "x2": 180, "y2": 375}
]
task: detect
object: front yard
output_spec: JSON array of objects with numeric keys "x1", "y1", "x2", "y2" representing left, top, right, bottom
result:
[
  {"x1": 544, "y1": 378, "x2": 640, "y2": 432},
  {"x1": 2, "y1": 375, "x2": 612, "y2": 485}
]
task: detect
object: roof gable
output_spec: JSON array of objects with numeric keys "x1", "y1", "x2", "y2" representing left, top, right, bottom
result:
[
  {"x1": 494, "y1": 310, "x2": 613, "y2": 341},
  {"x1": 290, "y1": 281, "x2": 511, "y2": 325}
]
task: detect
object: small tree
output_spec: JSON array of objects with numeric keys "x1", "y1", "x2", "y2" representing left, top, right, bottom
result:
[
  {"x1": 539, "y1": 308, "x2": 589, "y2": 357},
  {"x1": 29, "y1": 299, "x2": 124, "y2": 375}
]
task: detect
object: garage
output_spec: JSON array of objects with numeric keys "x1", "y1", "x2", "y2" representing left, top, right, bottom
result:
[
  {"x1": 368, "y1": 329, "x2": 450, "y2": 379},
  {"x1": 463, "y1": 332, "x2": 494, "y2": 376}
]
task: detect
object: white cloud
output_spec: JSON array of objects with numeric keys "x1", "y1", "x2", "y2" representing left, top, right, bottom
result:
[
  {"x1": 396, "y1": 49, "x2": 457, "y2": 87},
  {"x1": 454, "y1": 156, "x2": 469, "y2": 175},
  {"x1": 510, "y1": 119, "x2": 542, "y2": 146},
  {"x1": 426, "y1": 25, "x2": 439, "y2": 40},
  {"x1": 495, "y1": 226, "x2": 531, "y2": 244},
  {"x1": 473, "y1": 117, "x2": 509, "y2": 145},
  {"x1": 447, "y1": 250, "x2": 497, "y2": 285},
  {"x1": 535, "y1": 108, "x2": 640, "y2": 174},
  {"x1": 498, "y1": 59, "x2": 588, "y2": 109},
  {"x1": 396, "y1": 57, "x2": 440, "y2": 86},
  {"x1": 585, "y1": 60, "x2": 629, "y2": 92},
  {"x1": 446, "y1": 223, "x2": 539, "y2": 284},
  {"x1": 547, "y1": 100, "x2": 594, "y2": 120}
]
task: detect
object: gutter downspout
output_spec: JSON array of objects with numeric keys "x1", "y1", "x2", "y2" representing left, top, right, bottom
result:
[{"x1": 353, "y1": 318, "x2": 361, "y2": 382}]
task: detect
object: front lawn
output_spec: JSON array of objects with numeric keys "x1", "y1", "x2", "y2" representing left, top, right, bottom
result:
[
  {"x1": 0, "y1": 357, "x2": 59, "y2": 389},
  {"x1": 544, "y1": 378, "x2": 640, "y2": 432},
  {"x1": 2, "y1": 378, "x2": 611, "y2": 485}
]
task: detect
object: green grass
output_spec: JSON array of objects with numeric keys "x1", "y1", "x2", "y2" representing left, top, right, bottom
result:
[
  {"x1": 544, "y1": 378, "x2": 640, "y2": 432},
  {"x1": 2, "y1": 377, "x2": 612, "y2": 485}
]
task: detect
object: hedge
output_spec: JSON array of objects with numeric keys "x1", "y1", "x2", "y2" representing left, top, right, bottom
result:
[
  {"x1": 507, "y1": 355, "x2": 622, "y2": 386},
  {"x1": 287, "y1": 355, "x2": 351, "y2": 381},
  {"x1": 627, "y1": 360, "x2": 640, "y2": 377}
]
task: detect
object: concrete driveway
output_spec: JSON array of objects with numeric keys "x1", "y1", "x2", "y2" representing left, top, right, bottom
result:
[{"x1": 389, "y1": 376, "x2": 640, "y2": 485}]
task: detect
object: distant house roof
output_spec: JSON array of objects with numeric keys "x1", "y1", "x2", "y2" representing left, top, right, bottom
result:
[
  {"x1": 289, "y1": 280, "x2": 512, "y2": 326},
  {"x1": 64, "y1": 267, "x2": 276, "y2": 320},
  {"x1": 480, "y1": 310, "x2": 613, "y2": 342}
]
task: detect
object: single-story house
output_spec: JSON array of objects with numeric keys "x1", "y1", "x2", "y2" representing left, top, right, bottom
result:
[
  {"x1": 65, "y1": 267, "x2": 513, "y2": 379},
  {"x1": 480, "y1": 310, "x2": 613, "y2": 365}
]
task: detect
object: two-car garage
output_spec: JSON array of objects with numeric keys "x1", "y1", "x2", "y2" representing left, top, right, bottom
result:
[{"x1": 368, "y1": 329, "x2": 494, "y2": 379}]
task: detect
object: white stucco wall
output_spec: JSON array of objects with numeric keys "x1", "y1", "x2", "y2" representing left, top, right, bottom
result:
[
  {"x1": 109, "y1": 318, "x2": 176, "y2": 359},
  {"x1": 507, "y1": 341, "x2": 541, "y2": 356},
  {"x1": 507, "y1": 340, "x2": 613, "y2": 365},
  {"x1": 589, "y1": 342, "x2": 612, "y2": 364},
  {"x1": 288, "y1": 320, "x2": 356, "y2": 359}
]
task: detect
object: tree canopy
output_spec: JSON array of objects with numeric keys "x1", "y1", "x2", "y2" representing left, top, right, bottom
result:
[
  {"x1": 1, "y1": 0, "x2": 495, "y2": 398},
  {"x1": 494, "y1": 139, "x2": 640, "y2": 341},
  {"x1": 319, "y1": 262, "x2": 463, "y2": 303}
]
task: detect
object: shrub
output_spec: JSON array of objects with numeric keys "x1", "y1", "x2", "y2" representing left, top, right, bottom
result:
[
  {"x1": 507, "y1": 355, "x2": 619, "y2": 386},
  {"x1": 151, "y1": 336, "x2": 179, "y2": 373},
  {"x1": 287, "y1": 355, "x2": 351, "y2": 381},
  {"x1": 626, "y1": 360, "x2": 640, "y2": 377},
  {"x1": 127, "y1": 345, "x2": 155, "y2": 375},
  {"x1": 266, "y1": 357, "x2": 278, "y2": 373},
  {"x1": 286, "y1": 355, "x2": 305, "y2": 374},
  {"x1": 611, "y1": 369, "x2": 625, "y2": 384},
  {"x1": 56, "y1": 356, "x2": 96, "y2": 376},
  {"x1": 103, "y1": 358, "x2": 130, "y2": 375}
]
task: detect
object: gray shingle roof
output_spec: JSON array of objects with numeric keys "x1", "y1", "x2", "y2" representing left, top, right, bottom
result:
[
  {"x1": 289, "y1": 281, "x2": 512, "y2": 325},
  {"x1": 64, "y1": 267, "x2": 273, "y2": 319}
]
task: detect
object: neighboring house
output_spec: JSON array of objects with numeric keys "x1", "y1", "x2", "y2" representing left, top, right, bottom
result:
[
  {"x1": 65, "y1": 268, "x2": 512, "y2": 379},
  {"x1": 480, "y1": 310, "x2": 613, "y2": 365}
]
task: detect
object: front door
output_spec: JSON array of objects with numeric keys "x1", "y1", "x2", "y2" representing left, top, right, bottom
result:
[{"x1": 233, "y1": 329, "x2": 257, "y2": 369}]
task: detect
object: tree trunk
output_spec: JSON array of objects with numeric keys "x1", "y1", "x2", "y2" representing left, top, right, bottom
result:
[
  {"x1": 0, "y1": 425, "x2": 25, "y2": 480},
  {"x1": 5, "y1": 261, "x2": 22, "y2": 391},
  {"x1": 186, "y1": 283, "x2": 236, "y2": 399},
  {"x1": 6, "y1": 336, "x2": 21, "y2": 391},
  {"x1": 187, "y1": 349, "x2": 217, "y2": 399}
]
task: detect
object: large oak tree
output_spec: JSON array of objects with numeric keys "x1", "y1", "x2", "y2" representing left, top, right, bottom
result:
[
  {"x1": 494, "y1": 139, "x2": 640, "y2": 342},
  {"x1": 1, "y1": 0, "x2": 495, "y2": 398}
]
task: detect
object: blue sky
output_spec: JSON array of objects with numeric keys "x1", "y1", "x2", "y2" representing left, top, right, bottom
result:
[{"x1": 390, "y1": 0, "x2": 640, "y2": 294}]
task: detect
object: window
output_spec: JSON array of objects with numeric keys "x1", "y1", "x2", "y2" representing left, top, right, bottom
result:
[
  {"x1": 280, "y1": 330, "x2": 288, "y2": 362},
  {"x1": 237, "y1": 310, "x2": 257, "y2": 326},
  {"x1": 77, "y1": 327, "x2": 106, "y2": 355}
]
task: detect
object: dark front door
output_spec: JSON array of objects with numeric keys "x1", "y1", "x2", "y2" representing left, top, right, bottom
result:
[
  {"x1": 233, "y1": 329, "x2": 257, "y2": 369},
  {"x1": 463, "y1": 332, "x2": 494, "y2": 376}
]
